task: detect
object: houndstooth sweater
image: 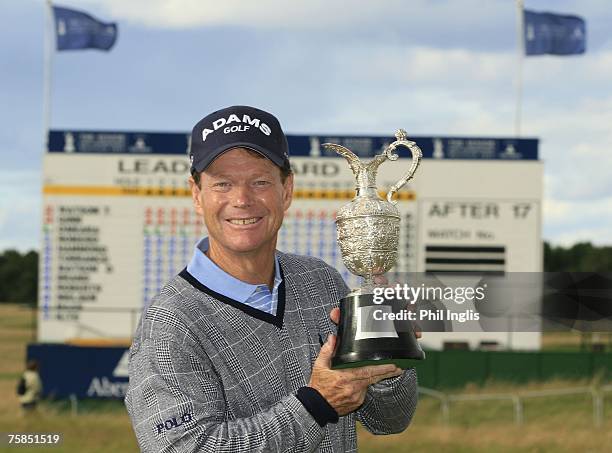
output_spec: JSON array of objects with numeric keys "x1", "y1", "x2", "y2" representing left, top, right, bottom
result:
[{"x1": 125, "y1": 252, "x2": 418, "y2": 452}]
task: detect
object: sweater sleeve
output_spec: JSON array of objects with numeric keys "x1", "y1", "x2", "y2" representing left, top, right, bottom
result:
[
  {"x1": 125, "y1": 337, "x2": 326, "y2": 453},
  {"x1": 356, "y1": 368, "x2": 418, "y2": 434}
]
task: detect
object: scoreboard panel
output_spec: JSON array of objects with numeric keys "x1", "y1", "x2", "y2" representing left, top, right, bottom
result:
[{"x1": 40, "y1": 131, "x2": 541, "y2": 350}]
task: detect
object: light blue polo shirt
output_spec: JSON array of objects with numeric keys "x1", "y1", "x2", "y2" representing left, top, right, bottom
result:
[{"x1": 186, "y1": 237, "x2": 282, "y2": 315}]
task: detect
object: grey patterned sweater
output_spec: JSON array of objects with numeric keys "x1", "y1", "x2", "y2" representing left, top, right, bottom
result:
[{"x1": 125, "y1": 252, "x2": 417, "y2": 452}]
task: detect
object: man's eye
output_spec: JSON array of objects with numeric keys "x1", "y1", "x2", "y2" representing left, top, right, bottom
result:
[
  {"x1": 213, "y1": 182, "x2": 230, "y2": 188},
  {"x1": 254, "y1": 180, "x2": 270, "y2": 186}
]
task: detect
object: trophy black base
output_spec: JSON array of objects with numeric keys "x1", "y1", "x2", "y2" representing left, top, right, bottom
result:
[{"x1": 331, "y1": 293, "x2": 425, "y2": 370}]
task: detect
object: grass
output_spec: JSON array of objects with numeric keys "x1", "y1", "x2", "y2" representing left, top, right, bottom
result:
[
  {"x1": 0, "y1": 389, "x2": 138, "y2": 453},
  {"x1": 1, "y1": 303, "x2": 611, "y2": 452},
  {"x1": 542, "y1": 330, "x2": 612, "y2": 352},
  {"x1": 0, "y1": 304, "x2": 35, "y2": 380},
  {"x1": 0, "y1": 304, "x2": 139, "y2": 452},
  {"x1": 359, "y1": 378, "x2": 612, "y2": 452}
]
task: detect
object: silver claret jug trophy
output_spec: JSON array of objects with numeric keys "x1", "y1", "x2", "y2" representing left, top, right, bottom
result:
[{"x1": 323, "y1": 130, "x2": 426, "y2": 369}]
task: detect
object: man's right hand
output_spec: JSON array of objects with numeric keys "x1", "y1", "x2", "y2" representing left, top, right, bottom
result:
[{"x1": 307, "y1": 334, "x2": 403, "y2": 416}]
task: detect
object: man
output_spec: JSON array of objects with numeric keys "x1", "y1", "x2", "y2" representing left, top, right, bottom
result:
[
  {"x1": 125, "y1": 106, "x2": 418, "y2": 452},
  {"x1": 18, "y1": 359, "x2": 42, "y2": 414}
]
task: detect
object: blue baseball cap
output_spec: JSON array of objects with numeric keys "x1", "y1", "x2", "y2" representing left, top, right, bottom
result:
[{"x1": 189, "y1": 105, "x2": 290, "y2": 174}]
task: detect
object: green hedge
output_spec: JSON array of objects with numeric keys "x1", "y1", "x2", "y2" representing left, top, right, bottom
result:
[{"x1": 412, "y1": 350, "x2": 612, "y2": 388}]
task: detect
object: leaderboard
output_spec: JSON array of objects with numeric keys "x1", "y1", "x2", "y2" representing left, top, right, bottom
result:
[{"x1": 40, "y1": 130, "x2": 541, "y2": 349}]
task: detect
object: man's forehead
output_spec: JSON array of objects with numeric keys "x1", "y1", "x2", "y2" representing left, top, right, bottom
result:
[{"x1": 205, "y1": 147, "x2": 278, "y2": 172}]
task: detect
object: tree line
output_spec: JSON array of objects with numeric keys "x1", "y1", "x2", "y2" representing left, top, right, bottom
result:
[
  {"x1": 0, "y1": 250, "x2": 38, "y2": 304},
  {"x1": 544, "y1": 242, "x2": 612, "y2": 272},
  {"x1": 1, "y1": 242, "x2": 611, "y2": 304}
]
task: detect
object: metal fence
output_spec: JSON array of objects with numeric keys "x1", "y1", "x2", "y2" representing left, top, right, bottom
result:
[{"x1": 419, "y1": 384, "x2": 612, "y2": 427}]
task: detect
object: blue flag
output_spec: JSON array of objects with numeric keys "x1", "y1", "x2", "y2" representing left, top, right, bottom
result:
[
  {"x1": 52, "y1": 6, "x2": 117, "y2": 51},
  {"x1": 524, "y1": 10, "x2": 586, "y2": 56}
]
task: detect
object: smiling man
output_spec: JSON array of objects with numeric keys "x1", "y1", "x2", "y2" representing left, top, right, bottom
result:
[{"x1": 125, "y1": 106, "x2": 418, "y2": 452}]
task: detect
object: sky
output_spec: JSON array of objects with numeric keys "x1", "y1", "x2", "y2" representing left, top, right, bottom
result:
[{"x1": 1, "y1": 0, "x2": 611, "y2": 252}]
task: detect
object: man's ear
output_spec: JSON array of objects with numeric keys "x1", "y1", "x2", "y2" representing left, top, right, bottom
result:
[
  {"x1": 189, "y1": 176, "x2": 204, "y2": 216},
  {"x1": 283, "y1": 173, "x2": 294, "y2": 212}
]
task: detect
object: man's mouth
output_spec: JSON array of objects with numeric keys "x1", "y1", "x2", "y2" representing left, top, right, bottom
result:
[{"x1": 227, "y1": 217, "x2": 261, "y2": 225}]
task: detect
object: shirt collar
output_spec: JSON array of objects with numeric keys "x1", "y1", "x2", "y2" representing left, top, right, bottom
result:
[{"x1": 186, "y1": 237, "x2": 282, "y2": 303}]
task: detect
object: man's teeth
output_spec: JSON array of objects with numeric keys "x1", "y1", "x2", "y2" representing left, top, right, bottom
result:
[{"x1": 229, "y1": 218, "x2": 259, "y2": 225}]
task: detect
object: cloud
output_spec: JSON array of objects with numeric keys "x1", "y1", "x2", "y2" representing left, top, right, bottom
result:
[
  {"x1": 547, "y1": 140, "x2": 612, "y2": 201},
  {"x1": 79, "y1": 0, "x2": 517, "y2": 52},
  {"x1": 544, "y1": 196, "x2": 612, "y2": 245},
  {"x1": 341, "y1": 46, "x2": 515, "y2": 85},
  {"x1": 550, "y1": 226, "x2": 612, "y2": 246},
  {"x1": 82, "y1": 0, "x2": 409, "y2": 29},
  {"x1": 521, "y1": 90, "x2": 612, "y2": 202},
  {"x1": 78, "y1": 0, "x2": 612, "y2": 53}
]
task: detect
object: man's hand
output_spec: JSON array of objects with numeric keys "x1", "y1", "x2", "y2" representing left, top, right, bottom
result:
[
  {"x1": 309, "y1": 302, "x2": 423, "y2": 416},
  {"x1": 308, "y1": 334, "x2": 403, "y2": 416}
]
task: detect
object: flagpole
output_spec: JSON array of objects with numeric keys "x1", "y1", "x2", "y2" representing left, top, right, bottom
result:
[
  {"x1": 514, "y1": 0, "x2": 525, "y2": 137},
  {"x1": 43, "y1": 0, "x2": 53, "y2": 151}
]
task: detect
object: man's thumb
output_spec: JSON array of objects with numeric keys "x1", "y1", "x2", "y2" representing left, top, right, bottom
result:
[{"x1": 316, "y1": 334, "x2": 336, "y2": 366}]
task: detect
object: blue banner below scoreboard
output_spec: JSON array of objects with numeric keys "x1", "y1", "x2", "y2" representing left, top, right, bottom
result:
[{"x1": 28, "y1": 343, "x2": 129, "y2": 399}]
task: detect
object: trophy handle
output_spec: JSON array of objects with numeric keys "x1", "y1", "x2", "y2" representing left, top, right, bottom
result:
[{"x1": 384, "y1": 129, "x2": 422, "y2": 204}]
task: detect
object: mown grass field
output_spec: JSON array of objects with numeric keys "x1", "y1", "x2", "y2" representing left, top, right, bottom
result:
[{"x1": 1, "y1": 303, "x2": 611, "y2": 452}]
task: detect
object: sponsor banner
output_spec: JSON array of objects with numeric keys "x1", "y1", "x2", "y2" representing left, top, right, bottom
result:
[
  {"x1": 27, "y1": 344, "x2": 129, "y2": 399},
  {"x1": 48, "y1": 130, "x2": 538, "y2": 160}
]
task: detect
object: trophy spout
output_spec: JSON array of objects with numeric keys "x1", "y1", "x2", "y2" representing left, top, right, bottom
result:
[{"x1": 321, "y1": 142, "x2": 390, "y2": 194}]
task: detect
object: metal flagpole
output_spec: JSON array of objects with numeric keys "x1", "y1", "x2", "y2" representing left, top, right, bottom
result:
[
  {"x1": 43, "y1": 0, "x2": 53, "y2": 151},
  {"x1": 514, "y1": 0, "x2": 525, "y2": 137}
]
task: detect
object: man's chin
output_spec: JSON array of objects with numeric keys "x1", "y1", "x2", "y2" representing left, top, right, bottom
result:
[{"x1": 224, "y1": 240, "x2": 272, "y2": 256}]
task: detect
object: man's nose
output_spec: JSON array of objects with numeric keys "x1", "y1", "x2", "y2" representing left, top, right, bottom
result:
[{"x1": 232, "y1": 184, "x2": 254, "y2": 208}]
